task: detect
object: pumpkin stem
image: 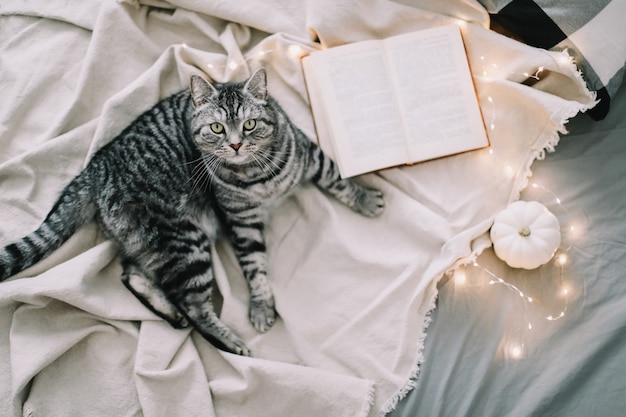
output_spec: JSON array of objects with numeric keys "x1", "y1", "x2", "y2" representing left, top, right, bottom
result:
[{"x1": 518, "y1": 226, "x2": 531, "y2": 237}]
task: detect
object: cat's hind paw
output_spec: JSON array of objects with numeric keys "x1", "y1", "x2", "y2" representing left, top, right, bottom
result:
[
  {"x1": 123, "y1": 272, "x2": 190, "y2": 328},
  {"x1": 210, "y1": 332, "x2": 252, "y2": 356},
  {"x1": 228, "y1": 338, "x2": 252, "y2": 357}
]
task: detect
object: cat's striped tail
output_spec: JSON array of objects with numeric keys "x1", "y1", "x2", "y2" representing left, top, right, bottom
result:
[{"x1": 0, "y1": 170, "x2": 97, "y2": 281}]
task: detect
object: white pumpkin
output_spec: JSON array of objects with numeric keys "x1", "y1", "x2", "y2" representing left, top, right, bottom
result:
[{"x1": 490, "y1": 200, "x2": 561, "y2": 270}]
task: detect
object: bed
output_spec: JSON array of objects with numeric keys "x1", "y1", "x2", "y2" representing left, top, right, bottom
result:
[
  {"x1": 390, "y1": 69, "x2": 626, "y2": 417},
  {"x1": 1, "y1": 1, "x2": 625, "y2": 416}
]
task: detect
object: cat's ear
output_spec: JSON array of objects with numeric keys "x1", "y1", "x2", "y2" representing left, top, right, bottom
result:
[
  {"x1": 243, "y1": 67, "x2": 267, "y2": 101},
  {"x1": 190, "y1": 75, "x2": 218, "y2": 108}
]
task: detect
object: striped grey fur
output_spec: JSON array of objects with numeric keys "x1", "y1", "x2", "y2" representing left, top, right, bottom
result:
[{"x1": 0, "y1": 68, "x2": 384, "y2": 355}]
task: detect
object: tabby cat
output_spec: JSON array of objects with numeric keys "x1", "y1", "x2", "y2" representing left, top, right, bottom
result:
[{"x1": 0, "y1": 67, "x2": 384, "y2": 355}]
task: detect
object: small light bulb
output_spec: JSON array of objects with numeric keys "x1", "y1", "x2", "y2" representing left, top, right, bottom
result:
[
  {"x1": 454, "y1": 269, "x2": 466, "y2": 286},
  {"x1": 568, "y1": 224, "x2": 581, "y2": 239},
  {"x1": 229, "y1": 60, "x2": 238, "y2": 70},
  {"x1": 557, "y1": 53, "x2": 570, "y2": 66},
  {"x1": 510, "y1": 345, "x2": 523, "y2": 359},
  {"x1": 288, "y1": 44, "x2": 303, "y2": 58},
  {"x1": 557, "y1": 254, "x2": 568, "y2": 266}
]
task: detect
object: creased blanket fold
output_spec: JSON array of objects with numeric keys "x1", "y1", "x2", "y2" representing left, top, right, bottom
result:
[{"x1": 0, "y1": 1, "x2": 595, "y2": 416}]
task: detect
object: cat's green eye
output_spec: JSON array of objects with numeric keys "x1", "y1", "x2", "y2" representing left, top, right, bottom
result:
[
  {"x1": 210, "y1": 122, "x2": 224, "y2": 134},
  {"x1": 243, "y1": 119, "x2": 256, "y2": 131}
]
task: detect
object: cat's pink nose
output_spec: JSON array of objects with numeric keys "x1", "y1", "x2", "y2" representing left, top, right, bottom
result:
[{"x1": 230, "y1": 143, "x2": 242, "y2": 151}]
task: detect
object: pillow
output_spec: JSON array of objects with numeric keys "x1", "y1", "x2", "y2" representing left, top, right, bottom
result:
[{"x1": 478, "y1": 0, "x2": 626, "y2": 120}]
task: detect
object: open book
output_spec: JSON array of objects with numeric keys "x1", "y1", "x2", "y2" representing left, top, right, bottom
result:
[{"x1": 302, "y1": 24, "x2": 489, "y2": 178}]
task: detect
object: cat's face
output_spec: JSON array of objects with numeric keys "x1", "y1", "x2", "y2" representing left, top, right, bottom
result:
[{"x1": 190, "y1": 68, "x2": 275, "y2": 165}]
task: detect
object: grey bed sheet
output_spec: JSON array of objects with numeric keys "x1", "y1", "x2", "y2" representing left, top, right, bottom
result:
[{"x1": 390, "y1": 81, "x2": 626, "y2": 417}]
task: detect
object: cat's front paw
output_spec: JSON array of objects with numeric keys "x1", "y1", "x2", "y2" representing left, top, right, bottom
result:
[
  {"x1": 249, "y1": 298, "x2": 276, "y2": 333},
  {"x1": 354, "y1": 188, "x2": 385, "y2": 217}
]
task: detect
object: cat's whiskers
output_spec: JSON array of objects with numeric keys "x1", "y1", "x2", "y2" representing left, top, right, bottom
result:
[
  {"x1": 250, "y1": 151, "x2": 292, "y2": 192},
  {"x1": 258, "y1": 147, "x2": 291, "y2": 159},
  {"x1": 252, "y1": 150, "x2": 282, "y2": 179},
  {"x1": 189, "y1": 154, "x2": 219, "y2": 194},
  {"x1": 185, "y1": 155, "x2": 208, "y2": 179},
  {"x1": 255, "y1": 148, "x2": 290, "y2": 172},
  {"x1": 189, "y1": 162, "x2": 210, "y2": 195},
  {"x1": 178, "y1": 155, "x2": 205, "y2": 168},
  {"x1": 199, "y1": 154, "x2": 223, "y2": 192},
  {"x1": 250, "y1": 153, "x2": 275, "y2": 179},
  {"x1": 182, "y1": 155, "x2": 209, "y2": 193}
]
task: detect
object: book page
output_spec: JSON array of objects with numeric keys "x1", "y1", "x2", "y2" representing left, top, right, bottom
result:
[
  {"x1": 303, "y1": 41, "x2": 409, "y2": 178},
  {"x1": 384, "y1": 25, "x2": 488, "y2": 162},
  {"x1": 302, "y1": 57, "x2": 339, "y2": 162}
]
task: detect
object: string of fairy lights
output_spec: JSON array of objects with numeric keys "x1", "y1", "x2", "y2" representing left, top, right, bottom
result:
[
  {"x1": 452, "y1": 217, "x2": 574, "y2": 361},
  {"x1": 182, "y1": 22, "x2": 583, "y2": 361},
  {"x1": 467, "y1": 42, "x2": 584, "y2": 359},
  {"x1": 181, "y1": 42, "x2": 307, "y2": 74}
]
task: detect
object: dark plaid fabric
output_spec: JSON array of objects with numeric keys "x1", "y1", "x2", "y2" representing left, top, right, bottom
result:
[{"x1": 478, "y1": 0, "x2": 626, "y2": 120}]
